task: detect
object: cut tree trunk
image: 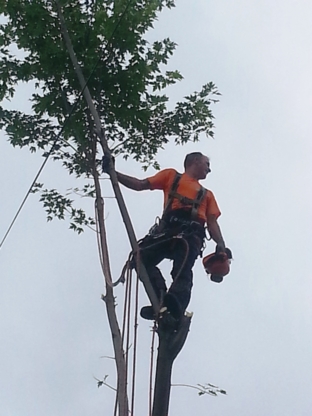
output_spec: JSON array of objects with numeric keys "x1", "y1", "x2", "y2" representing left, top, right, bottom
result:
[
  {"x1": 152, "y1": 315, "x2": 192, "y2": 416},
  {"x1": 55, "y1": 6, "x2": 193, "y2": 416}
]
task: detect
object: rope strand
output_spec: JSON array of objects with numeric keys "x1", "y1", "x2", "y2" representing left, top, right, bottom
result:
[
  {"x1": 130, "y1": 272, "x2": 140, "y2": 416},
  {"x1": 149, "y1": 323, "x2": 157, "y2": 416},
  {"x1": 0, "y1": 0, "x2": 134, "y2": 250}
]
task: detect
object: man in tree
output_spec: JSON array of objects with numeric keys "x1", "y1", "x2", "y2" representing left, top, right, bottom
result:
[{"x1": 103, "y1": 152, "x2": 227, "y2": 321}]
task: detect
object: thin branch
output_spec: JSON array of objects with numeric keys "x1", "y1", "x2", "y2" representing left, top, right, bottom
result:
[
  {"x1": 94, "y1": 376, "x2": 117, "y2": 392},
  {"x1": 171, "y1": 383, "x2": 227, "y2": 396},
  {"x1": 55, "y1": 0, "x2": 160, "y2": 314}
]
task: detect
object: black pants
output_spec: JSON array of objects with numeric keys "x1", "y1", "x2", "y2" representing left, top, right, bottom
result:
[{"x1": 139, "y1": 225, "x2": 203, "y2": 312}]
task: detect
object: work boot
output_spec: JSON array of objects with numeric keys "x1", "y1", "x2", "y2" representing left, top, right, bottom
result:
[
  {"x1": 140, "y1": 305, "x2": 176, "y2": 324},
  {"x1": 140, "y1": 306, "x2": 155, "y2": 321},
  {"x1": 163, "y1": 292, "x2": 183, "y2": 320},
  {"x1": 140, "y1": 287, "x2": 167, "y2": 320}
]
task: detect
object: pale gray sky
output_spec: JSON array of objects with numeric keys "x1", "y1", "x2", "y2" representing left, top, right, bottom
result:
[{"x1": 1, "y1": 1, "x2": 312, "y2": 415}]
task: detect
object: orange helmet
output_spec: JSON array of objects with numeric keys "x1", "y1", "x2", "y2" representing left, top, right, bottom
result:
[{"x1": 202, "y1": 248, "x2": 232, "y2": 283}]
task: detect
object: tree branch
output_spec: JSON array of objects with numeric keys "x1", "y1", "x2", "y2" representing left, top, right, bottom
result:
[{"x1": 55, "y1": 0, "x2": 159, "y2": 315}]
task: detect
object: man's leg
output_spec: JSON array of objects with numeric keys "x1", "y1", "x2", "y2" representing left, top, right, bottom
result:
[
  {"x1": 138, "y1": 236, "x2": 171, "y2": 319},
  {"x1": 139, "y1": 237, "x2": 169, "y2": 299},
  {"x1": 166, "y1": 235, "x2": 202, "y2": 316}
]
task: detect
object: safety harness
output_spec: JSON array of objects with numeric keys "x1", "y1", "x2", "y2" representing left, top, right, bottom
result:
[
  {"x1": 162, "y1": 172, "x2": 207, "y2": 222},
  {"x1": 147, "y1": 172, "x2": 208, "y2": 238}
]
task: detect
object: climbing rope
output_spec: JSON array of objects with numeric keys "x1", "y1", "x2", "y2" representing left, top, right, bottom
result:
[
  {"x1": 116, "y1": 257, "x2": 140, "y2": 416},
  {"x1": 125, "y1": 265, "x2": 133, "y2": 388},
  {"x1": 137, "y1": 234, "x2": 191, "y2": 284},
  {"x1": 149, "y1": 322, "x2": 157, "y2": 416},
  {"x1": 113, "y1": 261, "x2": 133, "y2": 416},
  {"x1": 110, "y1": 224, "x2": 200, "y2": 415},
  {"x1": 130, "y1": 270, "x2": 140, "y2": 416}
]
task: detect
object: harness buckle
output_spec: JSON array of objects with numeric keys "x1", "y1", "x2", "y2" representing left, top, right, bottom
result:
[{"x1": 148, "y1": 216, "x2": 166, "y2": 237}]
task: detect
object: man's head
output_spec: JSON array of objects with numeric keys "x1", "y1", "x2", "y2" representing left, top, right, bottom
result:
[{"x1": 184, "y1": 152, "x2": 211, "y2": 180}]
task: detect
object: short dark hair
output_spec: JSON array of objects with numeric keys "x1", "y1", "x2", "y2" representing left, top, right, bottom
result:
[{"x1": 184, "y1": 152, "x2": 204, "y2": 169}]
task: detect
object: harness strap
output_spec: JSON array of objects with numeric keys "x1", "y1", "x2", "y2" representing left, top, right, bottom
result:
[
  {"x1": 191, "y1": 186, "x2": 206, "y2": 220},
  {"x1": 162, "y1": 173, "x2": 207, "y2": 221},
  {"x1": 162, "y1": 173, "x2": 182, "y2": 218}
]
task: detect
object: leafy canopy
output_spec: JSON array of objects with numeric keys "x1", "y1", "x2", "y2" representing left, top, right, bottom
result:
[
  {"x1": 0, "y1": 0, "x2": 219, "y2": 169},
  {"x1": 0, "y1": 0, "x2": 219, "y2": 229}
]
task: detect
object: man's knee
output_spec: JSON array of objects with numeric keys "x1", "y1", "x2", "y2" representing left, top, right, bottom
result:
[
  {"x1": 142, "y1": 266, "x2": 166, "y2": 293},
  {"x1": 171, "y1": 270, "x2": 193, "y2": 292}
]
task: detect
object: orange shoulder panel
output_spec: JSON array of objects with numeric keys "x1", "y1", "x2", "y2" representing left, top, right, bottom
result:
[
  {"x1": 147, "y1": 170, "x2": 221, "y2": 223},
  {"x1": 147, "y1": 168, "x2": 177, "y2": 191}
]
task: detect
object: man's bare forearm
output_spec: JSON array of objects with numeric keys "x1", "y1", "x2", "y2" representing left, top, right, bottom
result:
[
  {"x1": 116, "y1": 171, "x2": 150, "y2": 191},
  {"x1": 207, "y1": 218, "x2": 225, "y2": 247}
]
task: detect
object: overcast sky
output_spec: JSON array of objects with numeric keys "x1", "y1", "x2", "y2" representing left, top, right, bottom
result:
[{"x1": 1, "y1": 1, "x2": 312, "y2": 415}]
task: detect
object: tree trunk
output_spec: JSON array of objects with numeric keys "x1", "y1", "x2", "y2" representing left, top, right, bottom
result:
[
  {"x1": 104, "y1": 285, "x2": 129, "y2": 416},
  {"x1": 56, "y1": 6, "x2": 193, "y2": 416},
  {"x1": 152, "y1": 342, "x2": 173, "y2": 416},
  {"x1": 93, "y1": 162, "x2": 129, "y2": 416},
  {"x1": 55, "y1": 0, "x2": 159, "y2": 315},
  {"x1": 152, "y1": 316, "x2": 192, "y2": 416}
]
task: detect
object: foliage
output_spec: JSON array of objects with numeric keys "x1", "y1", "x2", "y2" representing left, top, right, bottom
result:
[
  {"x1": 31, "y1": 182, "x2": 96, "y2": 233},
  {"x1": 0, "y1": 0, "x2": 220, "y2": 232},
  {"x1": 0, "y1": 3, "x2": 223, "y2": 414},
  {"x1": 0, "y1": 0, "x2": 219, "y2": 172},
  {"x1": 172, "y1": 382, "x2": 227, "y2": 397}
]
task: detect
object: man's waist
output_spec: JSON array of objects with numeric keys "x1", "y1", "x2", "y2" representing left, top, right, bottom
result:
[{"x1": 163, "y1": 209, "x2": 205, "y2": 227}]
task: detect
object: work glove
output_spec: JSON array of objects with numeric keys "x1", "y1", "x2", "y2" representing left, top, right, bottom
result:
[
  {"x1": 216, "y1": 244, "x2": 232, "y2": 259},
  {"x1": 216, "y1": 242, "x2": 226, "y2": 254},
  {"x1": 102, "y1": 155, "x2": 115, "y2": 174}
]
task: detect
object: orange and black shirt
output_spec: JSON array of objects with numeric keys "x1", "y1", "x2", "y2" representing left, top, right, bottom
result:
[{"x1": 147, "y1": 168, "x2": 221, "y2": 224}]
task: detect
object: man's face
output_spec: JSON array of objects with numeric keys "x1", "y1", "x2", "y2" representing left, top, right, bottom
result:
[{"x1": 195, "y1": 156, "x2": 211, "y2": 179}]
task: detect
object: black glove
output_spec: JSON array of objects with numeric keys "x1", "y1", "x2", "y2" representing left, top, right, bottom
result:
[
  {"x1": 216, "y1": 243, "x2": 226, "y2": 254},
  {"x1": 225, "y1": 247, "x2": 232, "y2": 259},
  {"x1": 216, "y1": 244, "x2": 232, "y2": 259},
  {"x1": 102, "y1": 155, "x2": 115, "y2": 174}
]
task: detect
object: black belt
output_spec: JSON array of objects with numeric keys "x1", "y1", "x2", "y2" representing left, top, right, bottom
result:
[
  {"x1": 164, "y1": 209, "x2": 205, "y2": 225},
  {"x1": 148, "y1": 209, "x2": 205, "y2": 238},
  {"x1": 163, "y1": 211, "x2": 205, "y2": 237}
]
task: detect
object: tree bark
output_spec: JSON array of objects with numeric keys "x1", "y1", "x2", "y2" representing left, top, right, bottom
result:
[
  {"x1": 55, "y1": 0, "x2": 159, "y2": 315},
  {"x1": 93, "y1": 162, "x2": 129, "y2": 416},
  {"x1": 55, "y1": 5, "x2": 130, "y2": 414},
  {"x1": 152, "y1": 316, "x2": 192, "y2": 416},
  {"x1": 55, "y1": 6, "x2": 193, "y2": 416}
]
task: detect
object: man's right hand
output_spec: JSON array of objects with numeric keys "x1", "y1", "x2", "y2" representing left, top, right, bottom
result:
[
  {"x1": 216, "y1": 242, "x2": 226, "y2": 254},
  {"x1": 216, "y1": 245, "x2": 233, "y2": 260},
  {"x1": 102, "y1": 155, "x2": 115, "y2": 174}
]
